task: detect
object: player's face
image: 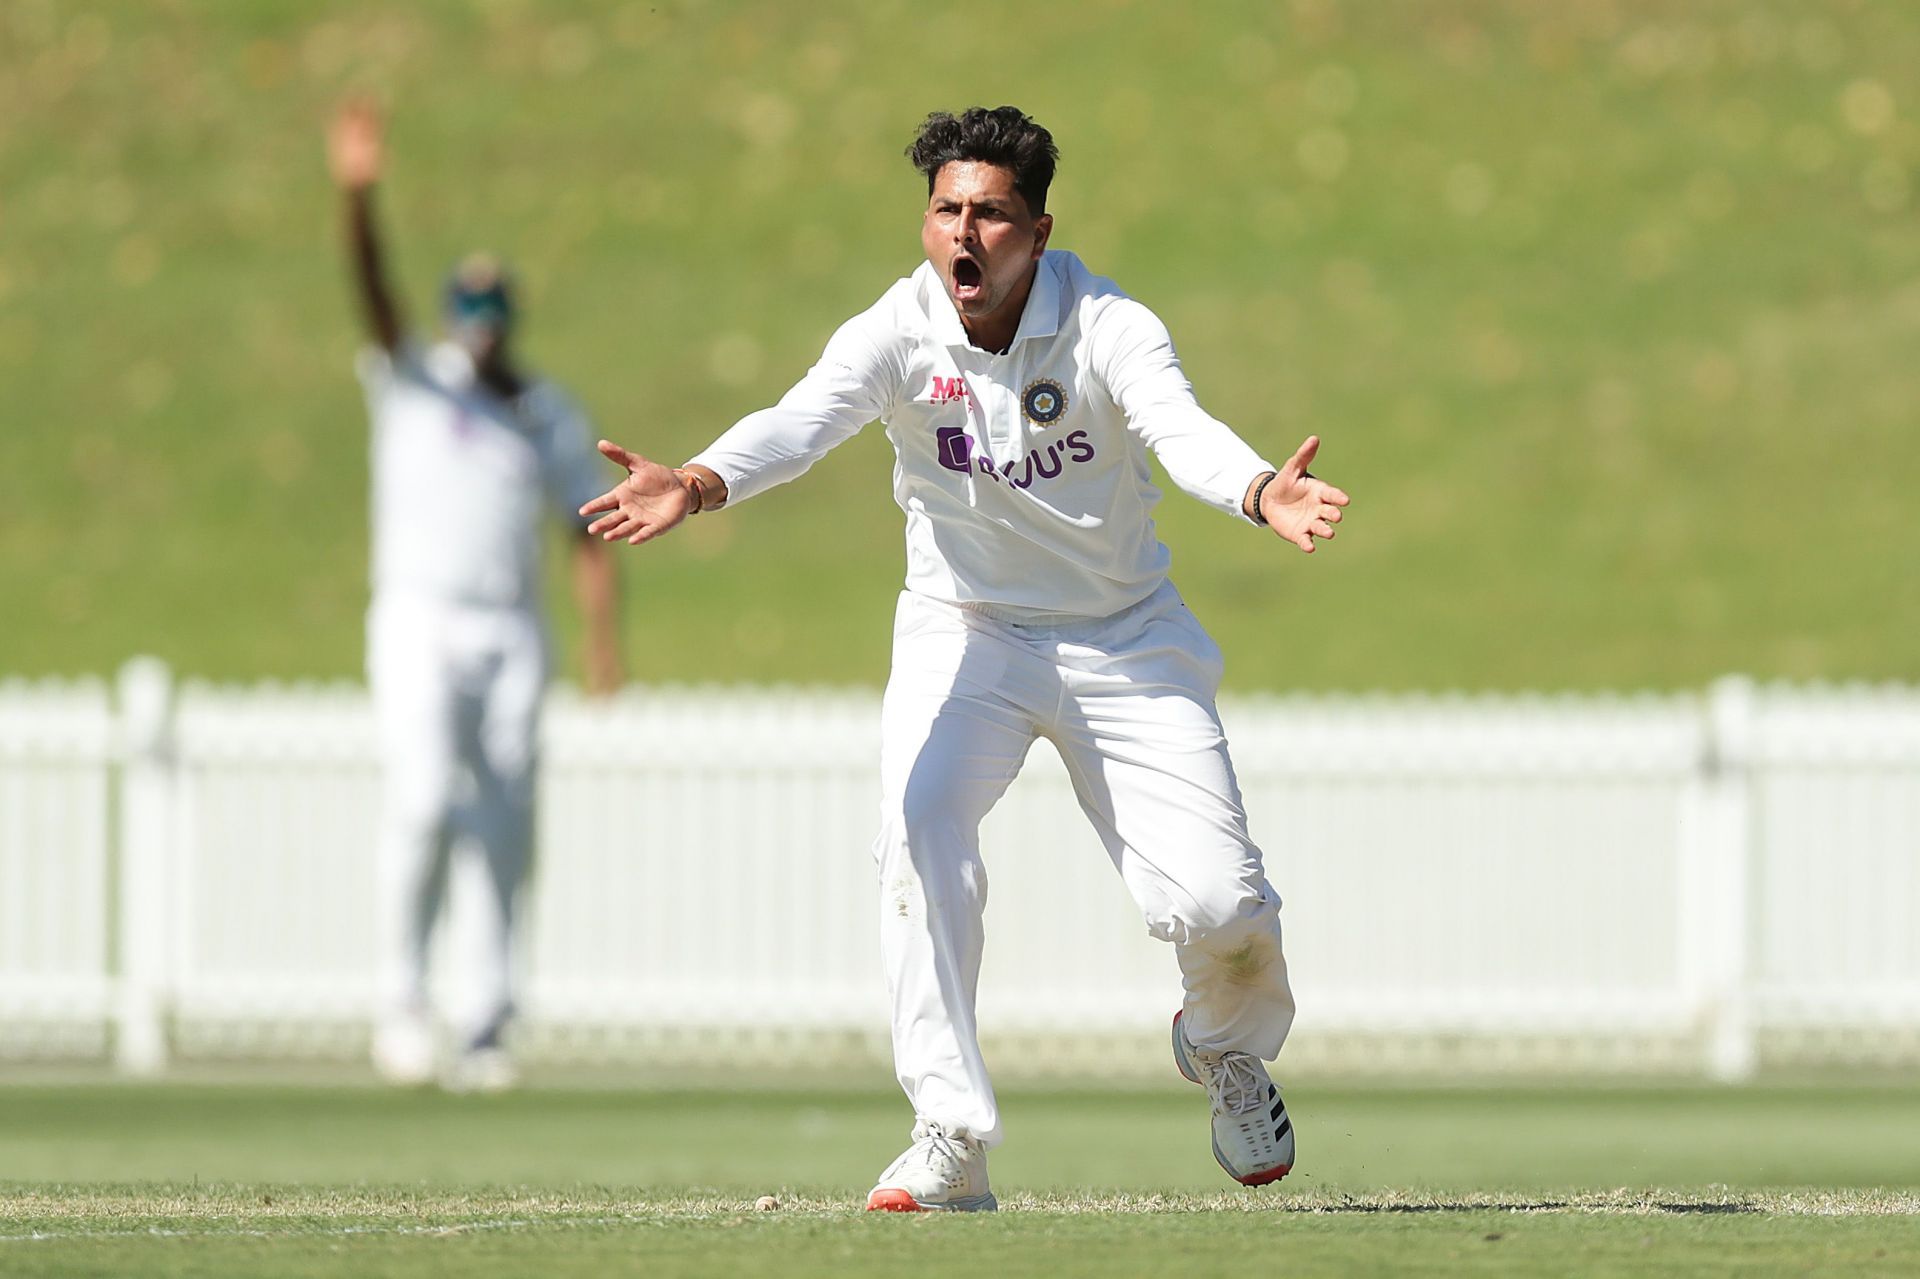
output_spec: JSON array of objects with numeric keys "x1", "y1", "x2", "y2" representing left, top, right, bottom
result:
[
  {"x1": 445, "y1": 270, "x2": 515, "y2": 368},
  {"x1": 452, "y1": 319, "x2": 509, "y2": 366},
  {"x1": 922, "y1": 161, "x2": 1052, "y2": 327}
]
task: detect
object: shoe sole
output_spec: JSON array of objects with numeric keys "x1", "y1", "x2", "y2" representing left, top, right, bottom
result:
[
  {"x1": 866, "y1": 1188, "x2": 998, "y2": 1213},
  {"x1": 1171, "y1": 1011, "x2": 1293, "y2": 1187}
]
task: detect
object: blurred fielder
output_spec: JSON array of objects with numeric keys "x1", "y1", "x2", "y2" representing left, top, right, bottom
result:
[
  {"x1": 584, "y1": 107, "x2": 1348, "y2": 1208},
  {"x1": 328, "y1": 102, "x2": 623, "y2": 1091}
]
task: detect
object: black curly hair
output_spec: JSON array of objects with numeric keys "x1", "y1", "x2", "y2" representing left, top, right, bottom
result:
[{"x1": 906, "y1": 106, "x2": 1059, "y2": 215}]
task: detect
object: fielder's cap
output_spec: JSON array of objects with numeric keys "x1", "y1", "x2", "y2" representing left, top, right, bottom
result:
[{"x1": 444, "y1": 253, "x2": 514, "y2": 330}]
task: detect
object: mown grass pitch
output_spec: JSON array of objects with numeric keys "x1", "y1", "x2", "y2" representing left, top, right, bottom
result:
[
  {"x1": 3, "y1": 1083, "x2": 1916, "y2": 1276},
  {"x1": 5, "y1": 1186, "x2": 1918, "y2": 1279}
]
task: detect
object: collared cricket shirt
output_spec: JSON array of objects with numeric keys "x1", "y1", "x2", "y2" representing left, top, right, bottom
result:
[
  {"x1": 689, "y1": 250, "x2": 1277, "y2": 621},
  {"x1": 359, "y1": 341, "x2": 604, "y2": 610}
]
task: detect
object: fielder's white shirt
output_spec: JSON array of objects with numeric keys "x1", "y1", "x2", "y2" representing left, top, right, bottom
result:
[
  {"x1": 359, "y1": 341, "x2": 604, "y2": 610},
  {"x1": 690, "y1": 250, "x2": 1277, "y2": 621}
]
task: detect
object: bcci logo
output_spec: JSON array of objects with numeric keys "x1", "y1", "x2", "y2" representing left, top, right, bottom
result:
[{"x1": 1022, "y1": 378, "x2": 1068, "y2": 426}]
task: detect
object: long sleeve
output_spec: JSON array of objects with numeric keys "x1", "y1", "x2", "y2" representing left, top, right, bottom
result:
[
  {"x1": 1093, "y1": 298, "x2": 1275, "y2": 522},
  {"x1": 688, "y1": 311, "x2": 908, "y2": 505}
]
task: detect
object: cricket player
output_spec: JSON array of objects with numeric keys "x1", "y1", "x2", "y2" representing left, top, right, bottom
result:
[
  {"x1": 583, "y1": 107, "x2": 1348, "y2": 1208},
  {"x1": 327, "y1": 101, "x2": 624, "y2": 1091}
]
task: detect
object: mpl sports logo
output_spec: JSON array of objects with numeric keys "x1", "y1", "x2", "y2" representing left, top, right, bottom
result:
[{"x1": 927, "y1": 375, "x2": 972, "y2": 406}]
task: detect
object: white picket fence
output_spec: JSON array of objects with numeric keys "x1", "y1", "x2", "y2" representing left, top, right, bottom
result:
[{"x1": 2, "y1": 659, "x2": 1917, "y2": 1080}]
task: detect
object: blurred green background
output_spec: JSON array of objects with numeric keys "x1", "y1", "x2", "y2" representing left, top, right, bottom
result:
[{"x1": 3, "y1": 0, "x2": 1915, "y2": 690}]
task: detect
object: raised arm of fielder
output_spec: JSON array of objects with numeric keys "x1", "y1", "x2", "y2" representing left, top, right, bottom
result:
[{"x1": 327, "y1": 100, "x2": 404, "y2": 353}]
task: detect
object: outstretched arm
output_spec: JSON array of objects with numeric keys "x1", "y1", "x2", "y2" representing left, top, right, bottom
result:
[
  {"x1": 1096, "y1": 299, "x2": 1279, "y2": 519},
  {"x1": 1246, "y1": 435, "x2": 1350, "y2": 554},
  {"x1": 581, "y1": 310, "x2": 902, "y2": 547},
  {"x1": 1094, "y1": 300, "x2": 1351, "y2": 553},
  {"x1": 327, "y1": 100, "x2": 403, "y2": 352}
]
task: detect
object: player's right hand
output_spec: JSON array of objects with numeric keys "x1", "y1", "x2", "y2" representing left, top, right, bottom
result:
[
  {"x1": 327, "y1": 98, "x2": 384, "y2": 191},
  {"x1": 581, "y1": 440, "x2": 694, "y2": 545}
]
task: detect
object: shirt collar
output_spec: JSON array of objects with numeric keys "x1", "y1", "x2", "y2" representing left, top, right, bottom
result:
[
  {"x1": 1010, "y1": 251, "x2": 1063, "y2": 346},
  {"x1": 924, "y1": 251, "x2": 1063, "y2": 352}
]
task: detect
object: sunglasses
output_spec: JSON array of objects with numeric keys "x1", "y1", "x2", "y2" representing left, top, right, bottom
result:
[{"x1": 447, "y1": 286, "x2": 513, "y2": 330}]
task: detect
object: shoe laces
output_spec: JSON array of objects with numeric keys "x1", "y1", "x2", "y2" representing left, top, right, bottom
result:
[
  {"x1": 1197, "y1": 1051, "x2": 1268, "y2": 1118},
  {"x1": 904, "y1": 1121, "x2": 972, "y2": 1181}
]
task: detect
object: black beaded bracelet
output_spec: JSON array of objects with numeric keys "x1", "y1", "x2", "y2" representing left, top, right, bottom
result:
[{"x1": 1248, "y1": 471, "x2": 1278, "y2": 525}]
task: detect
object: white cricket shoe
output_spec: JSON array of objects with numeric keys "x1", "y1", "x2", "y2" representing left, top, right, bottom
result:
[
  {"x1": 1171, "y1": 1010, "x2": 1294, "y2": 1185},
  {"x1": 865, "y1": 1120, "x2": 998, "y2": 1212},
  {"x1": 371, "y1": 1012, "x2": 436, "y2": 1087},
  {"x1": 443, "y1": 1046, "x2": 519, "y2": 1095}
]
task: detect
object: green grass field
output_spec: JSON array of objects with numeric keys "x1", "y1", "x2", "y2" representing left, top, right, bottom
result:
[
  {"x1": 3, "y1": 1, "x2": 1918, "y2": 690},
  {"x1": 4, "y1": 1083, "x2": 1918, "y2": 1275}
]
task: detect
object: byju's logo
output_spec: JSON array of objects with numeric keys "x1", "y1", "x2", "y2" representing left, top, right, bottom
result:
[
  {"x1": 935, "y1": 426, "x2": 1096, "y2": 485},
  {"x1": 927, "y1": 375, "x2": 972, "y2": 405},
  {"x1": 936, "y1": 426, "x2": 974, "y2": 473}
]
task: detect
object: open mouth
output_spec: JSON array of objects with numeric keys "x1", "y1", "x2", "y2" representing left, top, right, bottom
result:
[{"x1": 951, "y1": 255, "x2": 984, "y2": 303}]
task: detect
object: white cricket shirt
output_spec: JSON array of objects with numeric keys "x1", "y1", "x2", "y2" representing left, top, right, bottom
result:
[
  {"x1": 359, "y1": 341, "x2": 604, "y2": 610},
  {"x1": 689, "y1": 250, "x2": 1277, "y2": 622}
]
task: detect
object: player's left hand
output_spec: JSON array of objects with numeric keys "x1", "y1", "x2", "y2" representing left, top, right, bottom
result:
[
  {"x1": 1260, "y1": 436, "x2": 1350, "y2": 554},
  {"x1": 581, "y1": 440, "x2": 693, "y2": 545}
]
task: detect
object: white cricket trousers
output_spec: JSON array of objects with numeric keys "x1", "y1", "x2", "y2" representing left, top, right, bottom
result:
[
  {"x1": 367, "y1": 596, "x2": 546, "y2": 1048},
  {"x1": 875, "y1": 583, "x2": 1294, "y2": 1148}
]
